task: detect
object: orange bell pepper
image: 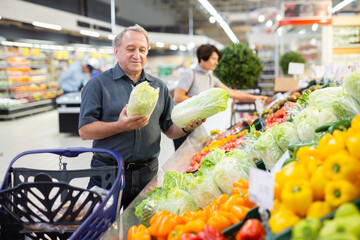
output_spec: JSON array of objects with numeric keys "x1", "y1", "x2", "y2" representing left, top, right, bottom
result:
[
  {"x1": 128, "y1": 224, "x2": 151, "y2": 240},
  {"x1": 207, "y1": 211, "x2": 233, "y2": 232},
  {"x1": 182, "y1": 210, "x2": 205, "y2": 223},
  {"x1": 212, "y1": 194, "x2": 230, "y2": 208},
  {"x1": 230, "y1": 205, "x2": 250, "y2": 222},
  {"x1": 221, "y1": 194, "x2": 244, "y2": 212},
  {"x1": 149, "y1": 210, "x2": 185, "y2": 238},
  {"x1": 231, "y1": 179, "x2": 249, "y2": 195}
]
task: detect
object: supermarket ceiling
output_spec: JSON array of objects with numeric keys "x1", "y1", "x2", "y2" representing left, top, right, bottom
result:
[{"x1": 4, "y1": 0, "x2": 360, "y2": 45}]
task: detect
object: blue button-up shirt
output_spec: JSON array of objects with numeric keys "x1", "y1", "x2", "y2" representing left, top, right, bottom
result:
[{"x1": 79, "y1": 63, "x2": 174, "y2": 163}]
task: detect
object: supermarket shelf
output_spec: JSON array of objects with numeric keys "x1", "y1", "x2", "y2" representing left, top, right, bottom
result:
[{"x1": 0, "y1": 99, "x2": 56, "y2": 120}]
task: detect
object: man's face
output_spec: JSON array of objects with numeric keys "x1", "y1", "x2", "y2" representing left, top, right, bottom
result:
[
  {"x1": 200, "y1": 52, "x2": 219, "y2": 71},
  {"x1": 115, "y1": 31, "x2": 148, "y2": 75}
]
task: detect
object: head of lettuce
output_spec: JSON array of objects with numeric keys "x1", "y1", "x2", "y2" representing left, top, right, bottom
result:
[
  {"x1": 127, "y1": 82, "x2": 160, "y2": 118},
  {"x1": 171, "y1": 88, "x2": 230, "y2": 128}
]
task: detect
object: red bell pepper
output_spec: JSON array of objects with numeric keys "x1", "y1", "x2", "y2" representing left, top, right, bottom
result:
[{"x1": 235, "y1": 219, "x2": 265, "y2": 240}]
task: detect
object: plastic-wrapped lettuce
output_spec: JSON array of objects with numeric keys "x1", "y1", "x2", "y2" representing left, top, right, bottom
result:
[
  {"x1": 135, "y1": 187, "x2": 168, "y2": 226},
  {"x1": 308, "y1": 87, "x2": 344, "y2": 109},
  {"x1": 127, "y1": 81, "x2": 159, "y2": 117},
  {"x1": 318, "y1": 108, "x2": 339, "y2": 124},
  {"x1": 187, "y1": 175, "x2": 222, "y2": 208},
  {"x1": 165, "y1": 187, "x2": 199, "y2": 215},
  {"x1": 272, "y1": 122, "x2": 301, "y2": 152},
  {"x1": 254, "y1": 129, "x2": 284, "y2": 170},
  {"x1": 197, "y1": 148, "x2": 225, "y2": 176},
  {"x1": 212, "y1": 153, "x2": 256, "y2": 195},
  {"x1": 293, "y1": 106, "x2": 321, "y2": 141},
  {"x1": 225, "y1": 149, "x2": 256, "y2": 171},
  {"x1": 171, "y1": 88, "x2": 230, "y2": 127},
  {"x1": 163, "y1": 170, "x2": 194, "y2": 190},
  {"x1": 332, "y1": 93, "x2": 360, "y2": 119},
  {"x1": 343, "y1": 69, "x2": 360, "y2": 103}
]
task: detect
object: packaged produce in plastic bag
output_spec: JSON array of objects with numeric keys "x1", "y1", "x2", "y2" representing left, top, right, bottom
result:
[
  {"x1": 187, "y1": 174, "x2": 222, "y2": 208},
  {"x1": 212, "y1": 154, "x2": 255, "y2": 195},
  {"x1": 272, "y1": 122, "x2": 301, "y2": 152},
  {"x1": 127, "y1": 81, "x2": 159, "y2": 117},
  {"x1": 171, "y1": 88, "x2": 230, "y2": 127},
  {"x1": 343, "y1": 69, "x2": 360, "y2": 103},
  {"x1": 254, "y1": 129, "x2": 284, "y2": 170}
]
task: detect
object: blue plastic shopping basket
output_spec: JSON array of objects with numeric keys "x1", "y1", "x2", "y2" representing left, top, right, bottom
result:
[{"x1": 0, "y1": 147, "x2": 125, "y2": 240}]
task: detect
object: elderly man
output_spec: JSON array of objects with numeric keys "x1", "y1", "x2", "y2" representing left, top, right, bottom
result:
[{"x1": 78, "y1": 24, "x2": 205, "y2": 209}]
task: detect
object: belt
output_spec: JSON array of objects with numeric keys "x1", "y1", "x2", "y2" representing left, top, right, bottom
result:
[{"x1": 93, "y1": 153, "x2": 157, "y2": 170}]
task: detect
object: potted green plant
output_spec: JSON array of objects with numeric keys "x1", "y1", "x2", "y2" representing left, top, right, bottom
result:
[
  {"x1": 213, "y1": 42, "x2": 263, "y2": 90},
  {"x1": 279, "y1": 51, "x2": 306, "y2": 75}
]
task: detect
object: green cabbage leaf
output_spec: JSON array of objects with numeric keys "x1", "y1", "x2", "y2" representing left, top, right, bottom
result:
[{"x1": 343, "y1": 69, "x2": 360, "y2": 103}]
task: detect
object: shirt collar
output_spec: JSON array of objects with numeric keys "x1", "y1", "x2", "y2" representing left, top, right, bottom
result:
[
  {"x1": 113, "y1": 63, "x2": 153, "y2": 83},
  {"x1": 194, "y1": 64, "x2": 209, "y2": 74}
]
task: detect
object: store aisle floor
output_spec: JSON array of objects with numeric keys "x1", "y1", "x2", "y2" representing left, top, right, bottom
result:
[{"x1": 0, "y1": 110, "x2": 175, "y2": 184}]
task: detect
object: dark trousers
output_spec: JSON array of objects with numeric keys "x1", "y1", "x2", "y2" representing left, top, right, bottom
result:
[
  {"x1": 173, "y1": 134, "x2": 188, "y2": 150},
  {"x1": 87, "y1": 155, "x2": 158, "y2": 210}
]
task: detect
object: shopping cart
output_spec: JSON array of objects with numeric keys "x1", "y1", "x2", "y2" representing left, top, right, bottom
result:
[{"x1": 0, "y1": 147, "x2": 125, "y2": 240}]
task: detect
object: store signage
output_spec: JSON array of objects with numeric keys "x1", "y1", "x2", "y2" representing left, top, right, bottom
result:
[
  {"x1": 249, "y1": 168, "x2": 274, "y2": 210},
  {"x1": 279, "y1": 1, "x2": 332, "y2": 26}
]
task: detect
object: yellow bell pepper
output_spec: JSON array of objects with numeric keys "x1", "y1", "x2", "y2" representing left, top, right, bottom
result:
[
  {"x1": 325, "y1": 180, "x2": 358, "y2": 208},
  {"x1": 269, "y1": 209, "x2": 301, "y2": 234},
  {"x1": 310, "y1": 167, "x2": 330, "y2": 201},
  {"x1": 306, "y1": 201, "x2": 333, "y2": 219},
  {"x1": 346, "y1": 133, "x2": 360, "y2": 159},
  {"x1": 307, "y1": 158, "x2": 323, "y2": 175},
  {"x1": 317, "y1": 132, "x2": 346, "y2": 159},
  {"x1": 211, "y1": 194, "x2": 230, "y2": 208},
  {"x1": 281, "y1": 179, "x2": 313, "y2": 217},
  {"x1": 323, "y1": 150, "x2": 360, "y2": 181},
  {"x1": 296, "y1": 146, "x2": 320, "y2": 166},
  {"x1": 350, "y1": 115, "x2": 360, "y2": 133},
  {"x1": 275, "y1": 161, "x2": 309, "y2": 201}
]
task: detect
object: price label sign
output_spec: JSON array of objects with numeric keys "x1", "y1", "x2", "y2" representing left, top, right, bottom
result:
[
  {"x1": 288, "y1": 62, "x2": 305, "y2": 75},
  {"x1": 249, "y1": 168, "x2": 274, "y2": 210}
]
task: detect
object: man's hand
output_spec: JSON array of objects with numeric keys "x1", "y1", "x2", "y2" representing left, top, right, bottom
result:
[
  {"x1": 183, "y1": 118, "x2": 206, "y2": 133},
  {"x1": 117, "y1": 104, "x2": 149, "y2": 131}
]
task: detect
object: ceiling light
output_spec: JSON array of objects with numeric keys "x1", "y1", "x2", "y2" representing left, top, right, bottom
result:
[
  {"x1": 108, "y1": 34, "x2": 116, "y2": 40},
  {"x1": 80, "y1": 29, "x2": 100, "y2": 38},
  {"x1": 198, "y1": 0, "x2": 217, "y2": 16},
  {"x1": 276, "y1": 14, "x2": 282, "y2": 21},
  {"x1": 32, "y1": 21, "x2": 62, "y2": 31},
  {"x1": 332, "y1": 0, "x2": 354, "y2": 13},
  {"x1": 187, "y1": 42, "x2": 196, "y2": 50},
  {"x1": 258, "y1": 15, "x2": 265, "y2": 23},
  {"x1": 198, "y1": 0, "x2": 239, "y2": 43},
  {"x1": 266, "y1": 20, "x2": 273, "y2": 27},
  {"x1": 312, "y1": 23, "x2": 319, "y2": 31},
  {"x1": 209, "y1": 16, "x2": 216, "y2": 24},
  {"x1": 170, "y1": 44, "x2": 178, "y2": 50},
  {"x1": 179, "y1": 45, "x2": 187, "y2": 51},
  {"x1": 155, "y1": 42, "x2": 165, "y2": 48}
]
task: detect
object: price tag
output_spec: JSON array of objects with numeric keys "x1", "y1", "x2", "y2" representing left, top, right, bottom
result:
[
  {"x1": 271, "y1": 150, "x2": 290, "y2": 174},
  {"x1": 288, "y1": 62, "x2": 304, "y2": 75},
  {"x1": 249, "y1": 168, "x2": 274, "y2": 210}
]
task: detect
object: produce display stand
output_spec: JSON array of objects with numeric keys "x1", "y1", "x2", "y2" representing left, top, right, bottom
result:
[
  {"x1": 0, "y1": 99, "x2": 56, "y2": 120},
  {"x1": 0, "y1": 147, "x2": 125, "y2": 240},
  {"x1": 101, "y1": 126, "x2": 209, "y2": 239}
]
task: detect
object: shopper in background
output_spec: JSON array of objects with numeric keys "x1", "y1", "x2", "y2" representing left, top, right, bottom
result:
[
  {"x1": 58, "y1": 60, "x2": 95, "y2": 94},
  {"x1": 78, "y1": 24, "x2": 205, "y2": 209},
  {"x1": 173, "y1": 44, "x2": 268, "y2": 150}
]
